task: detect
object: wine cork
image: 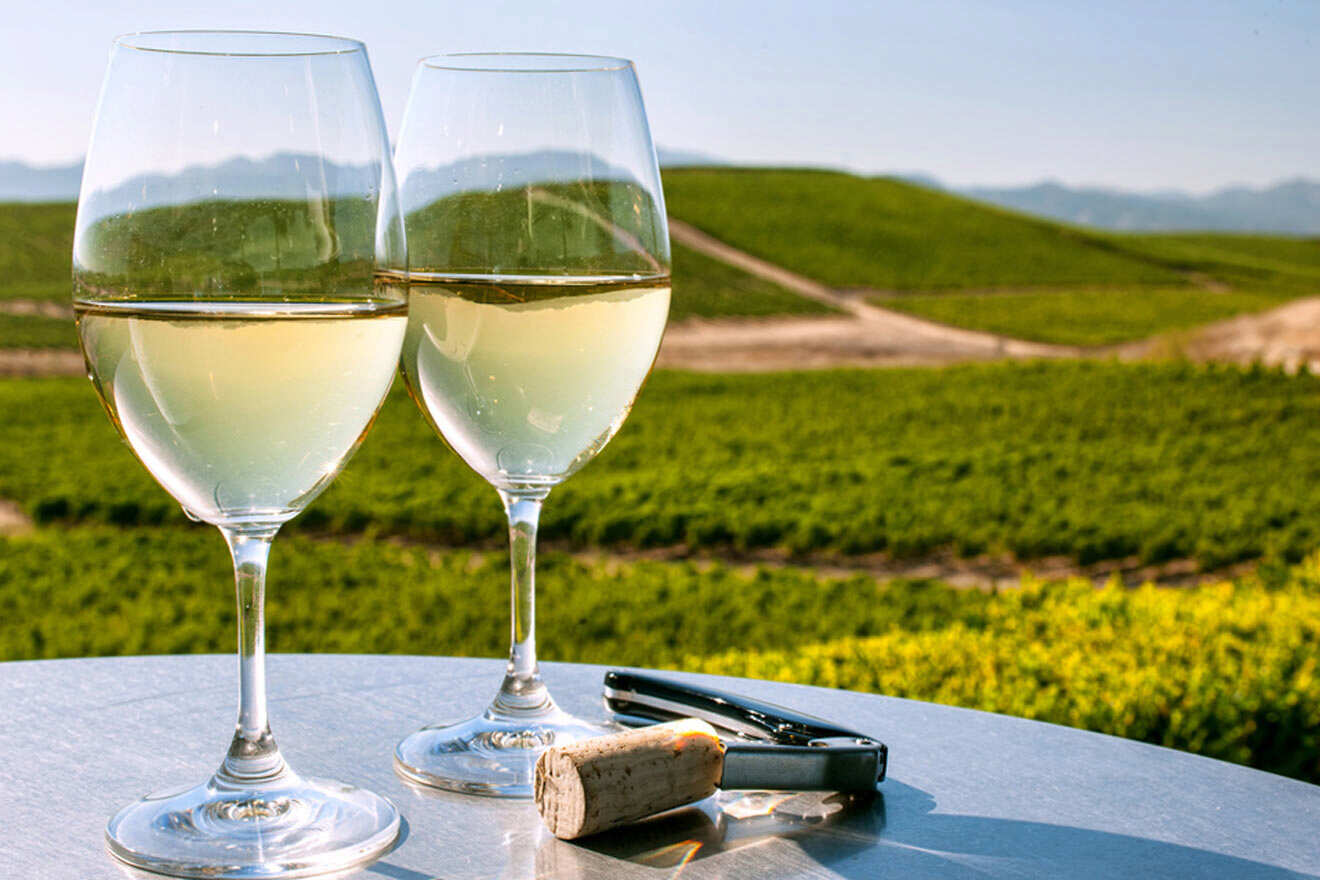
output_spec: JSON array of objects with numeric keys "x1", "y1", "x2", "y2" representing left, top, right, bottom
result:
[{"x1": 534, "y1": 719, "x2": 724, "y2": 839}]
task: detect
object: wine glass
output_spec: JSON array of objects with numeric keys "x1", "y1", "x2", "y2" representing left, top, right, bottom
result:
[
  {"x1": 392, "y1": 53, "x2": 671, "y2": 796},
  {"x1": 74, "y1": 31, "x2": 405, "y2": 877}
]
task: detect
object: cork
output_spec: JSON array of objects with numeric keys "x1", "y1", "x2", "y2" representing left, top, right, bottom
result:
[{"x1": 534, "y1": 719, "x2": 725, "y2": 839}]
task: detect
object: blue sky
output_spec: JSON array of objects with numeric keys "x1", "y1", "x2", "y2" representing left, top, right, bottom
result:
[{"x1": 2, "y1": 0, "x2": 1315, "y2": 193}]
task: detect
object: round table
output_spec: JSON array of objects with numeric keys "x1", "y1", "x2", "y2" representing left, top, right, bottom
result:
[{"x1": 1, "y1": 655, "x2": 1317, "y2": 879}]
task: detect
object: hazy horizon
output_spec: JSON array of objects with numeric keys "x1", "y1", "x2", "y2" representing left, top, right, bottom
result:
[{"x1": 3, "y1": 150, "x2": 1317, "y2": 200}]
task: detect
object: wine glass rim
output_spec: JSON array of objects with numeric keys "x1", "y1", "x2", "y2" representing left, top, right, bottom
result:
[
  {"x1": 113, "y1": 30, "x2": 366, "y2": 57},
  {"x1": 419, "y1": 52, "x2": 633, "y2": 73}
]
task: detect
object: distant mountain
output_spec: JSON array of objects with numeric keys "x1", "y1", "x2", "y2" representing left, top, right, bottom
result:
[
  {"x1": 63, "y1": 154, "x2": 386, "y2": 223},
  {"x1": 0, "y1": 154, "x2": 381, "y2": 209},
  {"x1": 0, "y1": 146, "x2": 720, "y2": 203},
  {"x1": 398, "y1": 149, "x2": 639, "y2": 213},
  {"x1": 655, "y1": 147, "x2": 728, "y2": 167},
  {"x1": 961, "y1": 178, "x2": 1320, "y2": 235},
  {"x1": 0, "y1": 160, "x2": 82, "y2": 202}
]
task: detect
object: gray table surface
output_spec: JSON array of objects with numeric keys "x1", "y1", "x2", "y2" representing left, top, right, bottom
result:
[{"x1": 1, "y1": 654, "x2": 1317, "y2": 879}]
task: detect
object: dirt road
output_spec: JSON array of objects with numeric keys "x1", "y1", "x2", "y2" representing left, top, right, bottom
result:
[{"x1": 664, "y1": 218, "x2": 1092, "y2": 370}]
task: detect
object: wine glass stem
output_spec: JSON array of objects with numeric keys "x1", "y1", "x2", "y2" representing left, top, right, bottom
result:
[
  {"x1": 492, "y1": 490, "x2": 553, "y2": 717},
  {"x1": 218, "y1": 526, "x2": 287, "y2": 785}
]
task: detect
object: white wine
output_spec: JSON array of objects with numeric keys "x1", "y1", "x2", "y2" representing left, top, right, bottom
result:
[
  {"x1": 399, "y1": 274, "x2": 670, "y2": 489},
  {"x1": 76, "y1": 299, "x2": 406, "y2": 527}
]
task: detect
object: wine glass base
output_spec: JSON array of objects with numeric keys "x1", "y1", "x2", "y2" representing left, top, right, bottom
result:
[
  {"x1": 394, "y1": 707, "x2": 618, "y2": 798},
  {"x1": 105, "y1": 770, "x2": 400, "y2": 878}
]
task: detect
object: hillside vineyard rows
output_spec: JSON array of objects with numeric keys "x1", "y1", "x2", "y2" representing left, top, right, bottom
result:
[
  {"x1": 9, "y1": 363, "x2": 1320, "y2": 570},
  {"x1": 0, "y1": 168, "x2": 1318, "y2": 785}
]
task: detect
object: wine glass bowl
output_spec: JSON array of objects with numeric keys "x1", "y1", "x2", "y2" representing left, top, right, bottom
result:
[
  {"x1": 75, "y1": 31, "x2": 404, "y2": 877},
  {"x1": 393, "y1": 53, "x2": 671, "y2": 796}
]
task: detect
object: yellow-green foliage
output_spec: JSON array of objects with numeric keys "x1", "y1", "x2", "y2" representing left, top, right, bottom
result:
[
  {"x1": 692, "y1": 575, "x2": 1320, "y2": 782},
  {"x1": 2, "y1": 525, "x2": 1317, "y2": 781}
]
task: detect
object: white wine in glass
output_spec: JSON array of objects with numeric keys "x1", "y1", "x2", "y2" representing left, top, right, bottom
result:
[
  {"x1": 75, "y1": 31, "x2": 406, "y2": 878},
  {"x1": 392, "y1": 53, "x2": 671, "y2": 797},
  {"x1": 79, "y1": 300, "x2": 404, "y2": 524},
  {"x1": 400, "y1": 274, "x2": 670, "y2": 486}
]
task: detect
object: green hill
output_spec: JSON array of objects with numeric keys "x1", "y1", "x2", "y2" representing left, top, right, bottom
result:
[
  {"x1": 0, "y1": 202, "x2": 75, "y2": 301},
  {"x1": 1105, "y1": 232, "x2": 1320, "y2": 288},
  {"x1": 663, "y1": 168, "x2": 1320, "y2": 342},
  {"x1": 663, "y1": 167, "x2": 1185, "y2": 290}
]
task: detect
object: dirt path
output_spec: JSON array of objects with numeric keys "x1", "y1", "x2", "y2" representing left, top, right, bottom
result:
[
  {"x1": 669, "y1": 218, "x2": 856, "y2": 312},
  {"x1": 657, "y1": 313, "x2": 1089, "y2": 371},
  {"x1": 0, "y1": 349, "x2": 82, "y2": 376},
  {"x1": 0, "y1": 300, "x2": 73, "y2": 319},
  {"x1": 0, "y1": 500, "x2": 33, "y2": 536},
  {"x1": 338, "y1": 531, "x2": 1247, "y2": 591},
  {"x1": 1148, "y1": 296, "x2": 1320, "y2": 372},
  {"x1": 666, "y1": 218, "x2": 1095, "y2": 371},
  {"x1": 668, "y1": 217, "x2": 1320, "y2": 372},
  {"x1": 568, "y1": 545, "x2": 1252, "y2": 590},
  {"x1": 0, "y1": 301, "x2": 82, "y2": 375}
]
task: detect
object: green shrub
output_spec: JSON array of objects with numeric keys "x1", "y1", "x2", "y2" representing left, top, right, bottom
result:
[{"x1": 694, "y1": 574, "x2": 1320, "y2": 782}]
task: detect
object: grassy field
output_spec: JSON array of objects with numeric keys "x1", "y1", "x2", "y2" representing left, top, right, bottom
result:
[
  {"x1": 663, "y1": 168, "x2": 1183, "y2": 290},
  {"x1": 1107, "y1": 233, "x2": 1320, "y2": 286},
  {"x1": 0, "y1": 202, "x2": 74, "y2": 301},
  {"x1": 670, "y1": 242, "x2": 837, "y2": 320},
  {"x1": 10, "y1": 362, "x2": 1320, "y2": 570},
  {"x1": 876, "y1": 286, "x2": 1297, "y2": 346}
]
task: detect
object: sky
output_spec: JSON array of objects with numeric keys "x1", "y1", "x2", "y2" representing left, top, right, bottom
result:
[{"x1": 1, "y1": 0, "x2": 1316, "y2": 194}]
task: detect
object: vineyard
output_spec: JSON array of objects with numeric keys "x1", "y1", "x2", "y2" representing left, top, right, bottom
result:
[
  {"x1": 10, "y1": 363, "x2": 1320, "y2": 570},
  {"x1": 2, "y1": 172, "x2": 1319, "y2": 786}
]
